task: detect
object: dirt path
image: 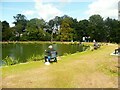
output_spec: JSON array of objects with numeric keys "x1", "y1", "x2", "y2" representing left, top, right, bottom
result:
[{"x1": 2, "y1": 44, "x2": 118, "y2": 88}]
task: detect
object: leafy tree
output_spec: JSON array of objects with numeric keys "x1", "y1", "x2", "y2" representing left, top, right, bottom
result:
[
  {"x1": 116, "y1": 21, "x2": 120, "y2": 43},
  {"x1": 0, "y1": 21, "x2": 1, "y2": 41},
  {"x1": 108, "y1": 19, "x2": 119, "y2": 43},
  {"x1": 104, "y1": 17, "x2": 113, "y2": 42},
  {"x1": 2, "y1": 21, "x2": 13, "y2": 41},
  {"x1": 13, "y1": 14, "x2": 27, "y2": 39},
  {"x1": 70, "y1": 18, "x2": 78, "y2": 41},
  {"x1": 26, "y1": 18, "x2": 50, "y2": 41},
  {"x1": 59, "y1": 18, "x2": 73, "y2": 41},
  {"x1": 1, "y1": 14, "x2": 119, "y2": 43},
  {"x1": 47, "y1": 16, "x2": 62, "y2": 41},
  {"x1": 26, "y1": 18, "x2": 46, "y2": 31},
  {"x1": 76, "y1": 19, "x2": 89, "y2": 41},
  {"x1": 104, "y1": 17, "x2": 120, "y2": 43},
  {"x1": 89, "y1": 14, "x2": 105, "y2": 42}
]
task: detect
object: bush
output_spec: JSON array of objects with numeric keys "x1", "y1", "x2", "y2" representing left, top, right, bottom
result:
[
  {"x1": 3, "y1": 56, "x2": 19, "y2": 65},
  {"x1": 27, "y1": 54, "x2": 44, "y2": 62}
]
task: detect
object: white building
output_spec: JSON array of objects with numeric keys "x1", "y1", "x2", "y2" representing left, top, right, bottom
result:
[{"x1": 118, "y1": 1, "x2": 120, "y2": 21}]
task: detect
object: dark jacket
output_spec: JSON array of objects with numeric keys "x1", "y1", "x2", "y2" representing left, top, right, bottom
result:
[{"x1": 45, "y1": 49, "x2": 57, "y2": 57}]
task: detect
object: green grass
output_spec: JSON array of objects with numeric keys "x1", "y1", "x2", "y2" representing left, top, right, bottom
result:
[
  {"x1": 1, "y1": 41, "x2": 89, "y2": 45},
  {"x1": 2, "y1": 43, "x2": 119, "y2": 88}
]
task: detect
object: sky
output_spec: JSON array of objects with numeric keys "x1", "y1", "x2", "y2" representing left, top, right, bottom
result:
[{"x1": 0, "y1": 0, "x2": 119, "y2": 27}]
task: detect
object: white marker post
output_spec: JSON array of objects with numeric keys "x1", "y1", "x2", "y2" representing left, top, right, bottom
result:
[{"x1": 45, "y1": 58, "x2": 50, "y2": 65}]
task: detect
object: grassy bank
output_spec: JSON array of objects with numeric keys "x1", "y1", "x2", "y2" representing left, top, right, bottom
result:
[
  {"x1": 2, "y1": 43, "x2": 119, "y2": 88},
  {"x1": 1, "y1": 41, "x2": 101, "y2": 45},
  {"x1": 1, "y1": 41, "x2": 79, "y2": 44}
]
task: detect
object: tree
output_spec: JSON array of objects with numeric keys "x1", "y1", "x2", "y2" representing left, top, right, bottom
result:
[
  {"x1": 116, "y1": 21, "x2": 120, "y2": 43},
  {"x1": 104, "y1": 17, "x2": 113, "y2": 42},
  {"x1": 1, "y1": 14, "x2": 119, "y2": 43},
  {"x1": 0, "y1": 21, "x2": 1, "y2": 41},
  {"x1": 88, "y1": 14, "x2": 105, "y2": 42},
  {"x1": 52, "y1": 15, "x2": 79, "y2": 41},
  {"x1": 47, "y1": 16, "x2": 62, "y2": 41},
  {"x1": 59, "y1": 18, "x2": 73, "y2": 41},
  {"x1": 108, "y1": 19, "x2": 120, "y2": 43},
  {"x1": 13, "y1": 14, "x2": 27, "y2": 39},
  {"x1": 27, "y1": 18, "x2": 46, "y2": 31},
  {"x1": 26, "y1": 18, "x2": 50, "y2": 41},
  {"x1": 104, "y1": 17, "x2": 120, "y2": 43},
  {"x1": 2, "y1": 21, "x2": 13, "y2": 41},
  {"x1": 76, "y1": 19, "x2": 89, "y2": 41},
  {"x1": 70, "y1": 18, "x2": 78, "y2": 41}
]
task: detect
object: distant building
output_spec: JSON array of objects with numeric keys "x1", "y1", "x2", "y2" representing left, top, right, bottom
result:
[{"x1": 118, "y1": 1, "x2": 120, "y2": 21}]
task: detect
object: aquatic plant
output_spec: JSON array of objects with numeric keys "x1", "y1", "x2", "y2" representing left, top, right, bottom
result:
[{"x1": 3, "y1": 56, "x2": 19, "y2": 66}]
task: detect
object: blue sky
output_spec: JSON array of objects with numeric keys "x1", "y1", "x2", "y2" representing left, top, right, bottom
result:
[{"x1": 0, "y1": 0, "x2": 119, "y2": 27}]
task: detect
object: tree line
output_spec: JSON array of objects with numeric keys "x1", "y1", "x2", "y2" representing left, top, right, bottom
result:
[{"x1": 1, "y1": 14, "x2": 120, "y2": 43}]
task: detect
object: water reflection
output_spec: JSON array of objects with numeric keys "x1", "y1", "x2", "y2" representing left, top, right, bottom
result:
[{"x1": 2, "y1": 43, "x2": 88, "y2": 63}]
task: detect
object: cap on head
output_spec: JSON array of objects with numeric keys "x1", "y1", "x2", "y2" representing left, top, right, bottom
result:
[{"x1": 48, "y1": 45, "x2": 53, "y2": 49}]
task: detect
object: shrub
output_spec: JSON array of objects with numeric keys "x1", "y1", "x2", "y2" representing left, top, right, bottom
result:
[
  {"x1": 3, "y1": 56, "x2": 19, "y2": 65},
  {"x1": 27, "y1": 54, "x2": 44, "y2": 62}
]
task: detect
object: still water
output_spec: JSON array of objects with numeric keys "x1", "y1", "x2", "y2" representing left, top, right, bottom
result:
[{"x1": 2, "y1": 43, "x2": 89, "y2": 63}]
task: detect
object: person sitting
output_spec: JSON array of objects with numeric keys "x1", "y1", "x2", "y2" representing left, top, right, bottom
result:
[
  {"x1": 93, "y1": 42, "x2": 98, "y2": 49},
  {"x1": 114, "y1": 48, "x2": 120, "y2": 54},
  {"x1": 44, "y1": 45, "x2": 57, "y2": 63}
]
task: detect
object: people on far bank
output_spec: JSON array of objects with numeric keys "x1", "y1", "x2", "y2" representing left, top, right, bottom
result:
[
  {"x1": 93, "y1": 40, "x2": 100, "y2": 50},
  {"x1": 82, "y1": 36, "x2": 90, "y2": 42},
  {"x1": 44, "y1": 45, "x2": 57, "y2": 63}
]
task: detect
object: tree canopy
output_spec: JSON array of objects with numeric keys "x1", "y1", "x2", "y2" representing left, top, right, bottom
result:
[{"x1": 1, "y1": 14, "x2": 120, "y2": 43}]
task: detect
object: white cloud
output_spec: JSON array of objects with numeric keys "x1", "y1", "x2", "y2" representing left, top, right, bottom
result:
[
  {"x1": 22, "y1": 10, "x2": 35, "y2": 16},
  {"x1": 34, "y1": 0, "x2": 63, "y2": 21},
  {"x1": 86, "y1": 0, "x2": 119, "y2": 19},
  {"x1": 20, "y1": 0, "x2": 63, "y2": 21},
  {"x1": 9, "y1": 23, "x2": 15, "y2": 27}
]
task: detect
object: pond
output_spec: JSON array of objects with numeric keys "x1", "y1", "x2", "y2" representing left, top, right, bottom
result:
[{"x1": 2, "y1": 43, "x2": 89, "y2": 65}]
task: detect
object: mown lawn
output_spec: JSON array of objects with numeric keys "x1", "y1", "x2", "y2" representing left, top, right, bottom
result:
[{"x1": 1, "y1": 43, "x2": 119, "y2": 88}]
